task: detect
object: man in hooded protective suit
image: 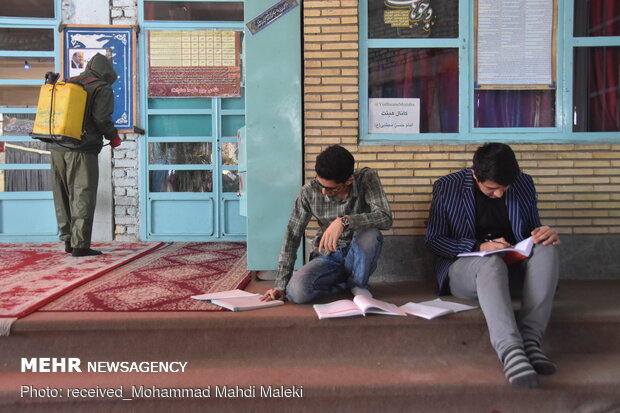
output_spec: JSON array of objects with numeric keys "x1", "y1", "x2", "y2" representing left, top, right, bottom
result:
[{"x1": 50, "y1": 53, "x2": 121, "y2": 257}]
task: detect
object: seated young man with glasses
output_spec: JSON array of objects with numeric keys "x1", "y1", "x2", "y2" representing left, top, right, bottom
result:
[{"x1": 262, "y1": 144, "x2": 392, "y2": 303}]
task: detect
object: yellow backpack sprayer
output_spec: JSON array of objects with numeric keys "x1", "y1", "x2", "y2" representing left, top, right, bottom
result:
[{"x1": 30, "y1": 72, "x2": 96, "y2": 144}]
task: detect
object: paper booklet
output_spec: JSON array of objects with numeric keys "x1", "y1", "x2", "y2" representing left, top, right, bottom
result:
[
  {"x1": 457, "y1": 236, "x2": 534, "y2": 265},
  {"x1": 190, "y1": 289, "x2": 259, "y2": 302},
  {"x1": 400, "y1": 298, "x2": 478, "y2": 320},
  {"x1": 210, "y1": 295, "x2": 284, "y2": 312},
  {"x1": 313, "y1": 296, "x2": 407, "y2": 320}
]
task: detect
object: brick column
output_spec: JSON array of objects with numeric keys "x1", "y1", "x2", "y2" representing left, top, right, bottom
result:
[{"x1": 111, "y1": 0, "x2": 140, "y2": 240}]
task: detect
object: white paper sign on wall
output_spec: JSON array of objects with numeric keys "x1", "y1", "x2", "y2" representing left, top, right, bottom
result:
[{"x1": 368, "y1": 98, "x2": 420, "y2": 134}]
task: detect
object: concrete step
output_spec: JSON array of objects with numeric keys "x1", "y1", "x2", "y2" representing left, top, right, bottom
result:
[
  {"x1": 2, "y1": 280, "x2": 619, "y2": 412},
  {"x1": 2, "y1": 353, "x2": 619, "y2": 412},
  {"x1": 3, "y1": 280, "x2": 619, "y2": 371},
  {"x1": 3, "y1": 310, "x2": 618, "y2": 371}
]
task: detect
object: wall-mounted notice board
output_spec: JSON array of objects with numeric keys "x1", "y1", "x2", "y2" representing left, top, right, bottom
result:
[{"x1": 147, "y1": 30, "x2": 242, "y2": 98}]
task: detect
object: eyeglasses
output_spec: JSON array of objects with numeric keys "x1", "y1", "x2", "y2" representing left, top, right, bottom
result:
[{"x1": 313, "y1": 179, "x2": 345, "y2": 194}]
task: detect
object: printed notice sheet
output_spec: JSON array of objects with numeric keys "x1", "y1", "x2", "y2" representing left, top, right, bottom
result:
[{"x1": 476, "y1": 0, "x2": 554, "y2": 86}]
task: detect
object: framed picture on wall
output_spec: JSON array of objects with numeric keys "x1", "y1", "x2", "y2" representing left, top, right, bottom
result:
[{"x1": 61, "y1": 25, "x2": 137, "y2": 133}]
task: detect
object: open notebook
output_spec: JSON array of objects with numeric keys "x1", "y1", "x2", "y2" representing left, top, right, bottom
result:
[
  {"x1": 191, "y1": 289, "x2": 283, "y2": 312},
  {"x1": 457, "y1": 236, "x2": 534, "y2": 265},
  {"x1": 400, "y1": 298, "x2": 478, "y2": 320},
  {"x1": 313, "y1": 296, "x2": 406, "y2": 319}
]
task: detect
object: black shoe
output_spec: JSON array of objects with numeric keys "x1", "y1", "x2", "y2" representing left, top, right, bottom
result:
[
  {"x1": 64, "y1": 241, "x2": 73, "y2": 253},
  {"x1": 72, "y1": 248, "x2": 102, "y2": 257}
]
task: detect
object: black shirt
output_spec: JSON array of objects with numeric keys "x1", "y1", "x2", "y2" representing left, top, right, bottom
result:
[{"x1": 474, "y1": 185, "x2": 516, "y2": 248}]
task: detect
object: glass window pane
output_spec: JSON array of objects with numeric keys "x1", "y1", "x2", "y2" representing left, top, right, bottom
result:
[
  {"x1": 0, "y1": 86, "x2": 40, "y2": 107},
  {"x1": 474, "y1": 90, "x2": 556, "y2": 128},
  {"x1": 148, "y1": 115, "x2": 212, "y2": 137},
  {"x1": 222, "y1": 170, "x2": 239, "y2": 193},
  {"x1": 0, "y1": 28, "x2": 54, "y2": 51},
  {"x1": 368, "y1": 0, "x2": 458, "y2": 39},
  {"x1": 574, "y1": 0, "x2": 620, "y2": 37},
  {"x1": 144, "y1": 2, "x2": 243, "y2": 21},
  {"x1": 368, "y1": 48, "x2": 458, "y2": 133},
  {"x1": 148, "y1": 98, "x2": 212, "y2": 110},
  {"x1": 222, "y1": 115, "x2": 244, "y2": 137},
  {"x1": 1, "y1": 141, "x2": 49, "y2": 164},
  {"x1": 573, "y1": 47, "x2": 620, "y2": 132},
  {"x1": 0, "y1": 57, "x2": 54, "y2": 80},
  {"x1": 0, "y1": 170, "x2": 51, "y2": 192},
  {"x1": 0, "y1": 0, "x2": 54, "y2": 18},
  {"x1": 149, "y1": 170, "x2": 213, "y2": 192},
  {"x1": 1, "y1": 113, "x2": 35, "y2": 136},
  {"x1": 221, "y1": 142, "x2": 238, "y2": 165},
  {"x1": 149, "y1": 142, "x2": 213, "y2": 165}
]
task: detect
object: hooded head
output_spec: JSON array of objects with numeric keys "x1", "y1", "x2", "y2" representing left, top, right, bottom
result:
[{"x1": 85, "y1": 53, "x2": 118, "y2": 85}]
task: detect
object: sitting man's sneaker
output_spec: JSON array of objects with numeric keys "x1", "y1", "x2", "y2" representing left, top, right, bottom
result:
[
  {"x1": 64, "y1": 240, "x2": 72, "y2": 253},
  {"x1": 72, "y1": 248, "x2": 102, "y2": 257}
]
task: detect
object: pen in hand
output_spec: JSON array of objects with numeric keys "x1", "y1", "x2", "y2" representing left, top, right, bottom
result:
[{"x1": 482, "y1": 235, "x2": 513, "y2": 249}]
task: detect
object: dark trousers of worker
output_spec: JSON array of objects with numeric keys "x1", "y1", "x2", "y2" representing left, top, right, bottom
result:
[
  {"x1": 50, "y1": 151, "x2": 99, "y2": 249},
  {"x1": 447, "y1": 243, "x2": 560, "y2": 359}
]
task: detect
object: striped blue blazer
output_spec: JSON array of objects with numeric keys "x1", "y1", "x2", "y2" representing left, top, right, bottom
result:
[{"x1": 425, "y1": 168, "x2": 542, "y2": 295}]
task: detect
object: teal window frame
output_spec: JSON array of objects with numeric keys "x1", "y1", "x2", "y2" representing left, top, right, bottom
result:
[
  {"x1": 137, "y1": 0, "x2": 246, "y2": 241},
  {"x1": 0, "y1": 3, "x2": 61, "y2": 145},
  {"x1": 0, "y1": 2, "x2": 61, "y2": 141},
  {"x1": 0, "y1": 1, "x2": 60, "y2": 240},
  {"x1": 359, "y1": 0, "x2": 620, "y2": 144}
]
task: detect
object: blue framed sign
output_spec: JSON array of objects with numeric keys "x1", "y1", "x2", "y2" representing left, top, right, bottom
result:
[
  {"x1": 247, "y1": 0, "x2": 299, "y2": 35},
  {"x1": 62, "y1": 25, "x2": 137, "y2": 132}
]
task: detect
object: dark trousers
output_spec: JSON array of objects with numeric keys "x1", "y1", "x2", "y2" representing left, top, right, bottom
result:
[{"x1": 50, "y1": 151, "x2": 99, "y2": 249}]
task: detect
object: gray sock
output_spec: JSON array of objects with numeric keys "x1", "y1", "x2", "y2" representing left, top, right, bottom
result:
[
  {"x1": 351, "y1": 286, "x2": 372, "y2": 298},
  {"x1": 502, "y1": 345, "x2": 538, "y2": 389},
  {"x1": 524, "y1": 339, "x2": 556, "y2": 375}
]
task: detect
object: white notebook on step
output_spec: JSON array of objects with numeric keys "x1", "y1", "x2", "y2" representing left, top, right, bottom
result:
[{"x1": 190, "y1": 289, "x2": 259, "y2": 302}]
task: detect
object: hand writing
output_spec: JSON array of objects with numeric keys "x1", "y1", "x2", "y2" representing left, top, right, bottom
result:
[{"x1": 480, "y1": 237, "x2": 512, "y2": 251}]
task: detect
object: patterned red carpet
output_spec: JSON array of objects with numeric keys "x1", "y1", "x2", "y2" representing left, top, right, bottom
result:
[
  {"x1": 41, "y1": 242, "x2": 250, "y2": 312},
  {"x1": 0, "y1": 242, "x2": 163, "y2": 319}
]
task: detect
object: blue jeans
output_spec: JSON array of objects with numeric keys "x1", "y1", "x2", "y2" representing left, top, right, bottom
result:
[{"x1": 286, "y1": 228, "x2": 384, "y2": 303}]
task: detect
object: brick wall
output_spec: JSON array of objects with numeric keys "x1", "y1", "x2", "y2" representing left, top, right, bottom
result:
[
  {"x1": 105, "y1": 0, "x2": 620, "y2": 242},
  {"x1": 303, "y1": 1, "x2": 620, "y2": 237},
  {"x1": 111, "y1": 0, "x2": 137, "y2": 25},
  {"x1": 111, "y1": 0, "x2": 140, "y2": 240}
]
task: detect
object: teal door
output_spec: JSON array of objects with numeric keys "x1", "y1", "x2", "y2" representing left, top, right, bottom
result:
[
  {"x1": 138, "y1": 1, "x2": 246, "y2": 241},
  {"x1": 144, "y1": 89, "x2": 246, "y2": 241},
  {"x1": 244, "y1": 0, "x2": 302, "y2": 269}
]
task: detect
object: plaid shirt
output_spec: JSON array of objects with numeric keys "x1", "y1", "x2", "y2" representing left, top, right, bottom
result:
[{"x1": 274, "y1": 167, "x2": 392, "y2": 290}]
